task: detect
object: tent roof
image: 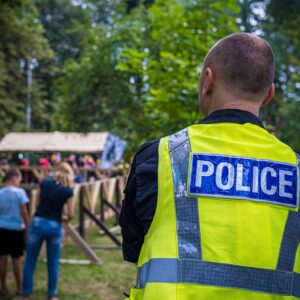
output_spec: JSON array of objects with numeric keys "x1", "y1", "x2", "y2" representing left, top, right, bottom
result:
[{"x1": 0, "y1": 132, "x2": 109, "y2": 153}]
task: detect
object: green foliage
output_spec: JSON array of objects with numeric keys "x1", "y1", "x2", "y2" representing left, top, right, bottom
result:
[
  {"x1": 118, "y1": 0, "x2": 239, "y2": 143},
  {"x1": 260, "y1": 0, "x2": 300, "y2": 152},
  {"x1": 55, "y1": 27, "x2": 130, "y2": 132},
  {"x1": 0, "y1": 0, "x2": 299, "y2": 154},
  {"x1": 35, "y1": 0, "x2": 92, "y2": 63},
  {"x1": 53, "y1": 3, "x2": 147, "y2": 151},
  {"x1": 0, "y1": 0, "x2": 52, "y2": 135},
  {"x1": 55, "y1": 0, "x2": 239, "y2": 152},
  {"x1": 237, "y1": 0, "x2": 300, "y2": 152}
]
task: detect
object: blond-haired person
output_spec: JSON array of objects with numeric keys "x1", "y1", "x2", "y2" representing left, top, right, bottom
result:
[{"x1": 21, "y1": 163, "x2": 74, "y2": 300}]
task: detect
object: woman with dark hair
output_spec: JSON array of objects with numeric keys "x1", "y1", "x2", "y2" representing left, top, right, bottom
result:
[
  {"x1": 21, "y1": 163, "x2": 74, "y2": 300},
  {"x1": 0, "y1": 168, "x2": 29, "y2": 297}
]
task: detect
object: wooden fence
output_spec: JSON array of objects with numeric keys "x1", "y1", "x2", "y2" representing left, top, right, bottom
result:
[{"x1": 78, "y1": 177, "x2": 124, "y2": 246}]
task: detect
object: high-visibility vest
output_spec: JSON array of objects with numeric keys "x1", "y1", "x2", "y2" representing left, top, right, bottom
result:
[{"x1": 127, "y1": 122, "x2": 300, "y2": 300}]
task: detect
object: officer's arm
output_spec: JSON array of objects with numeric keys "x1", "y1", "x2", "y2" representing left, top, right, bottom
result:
[
  {"x1": 120, "y1": 141, "x2": 159, "y2": 263},
  {"x1": 120, "y1": 156, "x2": 145, "y2": 263}
]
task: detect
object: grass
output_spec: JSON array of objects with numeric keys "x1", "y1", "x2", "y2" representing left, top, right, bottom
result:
[{"x1": 3, "y1": 227, "x2": 136, "y2": 300}]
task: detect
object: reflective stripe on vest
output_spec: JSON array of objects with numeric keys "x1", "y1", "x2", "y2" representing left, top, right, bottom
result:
[
  {"x1": 136, "y1": 128, "x2": 300, "y2": 297},
  {"x1": 277, "y1": 154, "x2": 300, "y2": 271},
  {"x1": 168, "y1": 128, "x2": 201, "y2": 259},
  {"x1": 136, "y1": 258, "x2": 300, "y2": 297}
]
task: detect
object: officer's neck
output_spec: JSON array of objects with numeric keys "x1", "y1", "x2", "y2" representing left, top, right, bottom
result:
[{"x1": 207, "y1": 99, "x2": 260, "y2": 117}]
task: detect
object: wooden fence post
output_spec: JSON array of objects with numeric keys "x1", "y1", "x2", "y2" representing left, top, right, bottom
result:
[
  {"x1": 116, "y1": 177, "x2": 124, "y2": 209},
  {"x1": 100, "y1": 183, "x2": 105, "y2": 222},
  {"x1": 63, "y1": 223, "x2": 101, "y2": 264},
  {"x1": 79, "y1": 186, "x2": 85, "y2": 238}
]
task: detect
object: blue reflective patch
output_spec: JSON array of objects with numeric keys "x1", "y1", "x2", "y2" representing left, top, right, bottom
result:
[{"x1": 188, "y1": 154, "x2": 299, "y2": 207}]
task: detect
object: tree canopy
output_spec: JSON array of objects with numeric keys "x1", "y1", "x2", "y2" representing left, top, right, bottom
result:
[{"x1": 0, "y1": 0, "x2": 299, "y2": 154}]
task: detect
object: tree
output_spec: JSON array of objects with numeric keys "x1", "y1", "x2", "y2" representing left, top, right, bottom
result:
[
  {"x1": 237, "y1": 0, "x2": 300, "y2": 152},
  {"x1": 53, "y1": 2, "x2": 150, "y2": 151},
  {"x1": 263, "y1": 0, "x2": 300, "y2": 152},
  {"x1": 118, "y1": 0, "x2": 239, "y2": 144},
  {"x1": 0, "y1": 0, "x2": 52, "y2": 135},
  {"x1": 55, "y1": 0, "x2": 240, "y2": 152}
]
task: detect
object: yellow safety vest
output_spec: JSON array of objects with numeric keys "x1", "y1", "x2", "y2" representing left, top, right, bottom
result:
[{"x1": 127, "y1": 122, "x2": 300, "y2": 300}]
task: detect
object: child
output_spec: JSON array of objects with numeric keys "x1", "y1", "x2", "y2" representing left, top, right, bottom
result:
[{"x1": 0, "y1": 168, "x2": 29, "y2": 296}]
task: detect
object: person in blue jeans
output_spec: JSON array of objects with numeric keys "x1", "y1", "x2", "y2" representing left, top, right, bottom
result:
[{"x1": 21, "y1": 163, "x2": 74, "y2": 300}]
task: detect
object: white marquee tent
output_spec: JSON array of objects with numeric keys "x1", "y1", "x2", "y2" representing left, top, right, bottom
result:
[{"x1": 0, "y1": 132, "x2": 110, "y2": 153}]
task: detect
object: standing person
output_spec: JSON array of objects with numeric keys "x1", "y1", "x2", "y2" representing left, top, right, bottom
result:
[
  {"x1": 120, "y1": 33, "x2": 300, "y2": 299},
  {"x1": 21, "y1": 163, "x2": 74, "y2": 300},
  {"x1": 0, "y1": 169, "x2": 29, "y2": 296}
]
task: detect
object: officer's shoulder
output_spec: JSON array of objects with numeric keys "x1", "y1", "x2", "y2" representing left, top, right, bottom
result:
[
  {"x1": 135, "y1": 140, "x2": 159, "y2": 166},
  {"x1": 268, "y1": 133, "x2": 299, "y2": 160}
]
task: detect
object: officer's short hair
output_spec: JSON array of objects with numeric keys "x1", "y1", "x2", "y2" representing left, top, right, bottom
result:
[{"x1": 204, "y1": 33, "x2": 275, "y2": 97}]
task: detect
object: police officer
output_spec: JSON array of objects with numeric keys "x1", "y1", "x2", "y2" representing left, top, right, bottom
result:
[{"x1": 120, "y1": 33, "x2": 300, "y2": 300}]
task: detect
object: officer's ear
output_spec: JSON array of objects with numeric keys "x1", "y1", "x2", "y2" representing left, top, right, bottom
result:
[
  {"x1": 202, "y1": 68, "x2": 214, "y2": 95},
  {"x1": 261, "y1": 83, "x2": 275, "y2": 107}
]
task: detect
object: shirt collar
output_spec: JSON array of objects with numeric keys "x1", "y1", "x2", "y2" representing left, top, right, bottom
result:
[{"x1": 199, "y1": 109, "x2": 264, "y2": 128}]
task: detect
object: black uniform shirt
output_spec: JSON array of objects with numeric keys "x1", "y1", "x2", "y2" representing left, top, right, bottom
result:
[{"x1": 119, "y1": 109, "x2": 265, "y2": 263}]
